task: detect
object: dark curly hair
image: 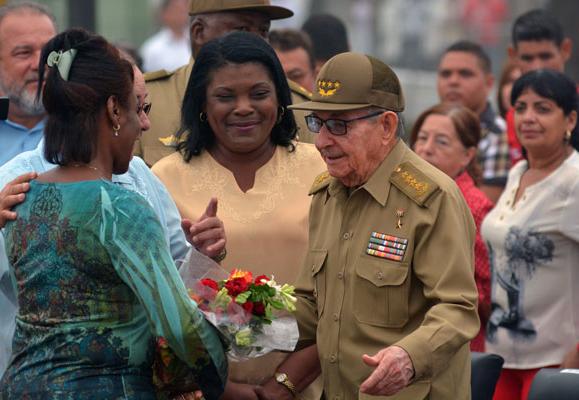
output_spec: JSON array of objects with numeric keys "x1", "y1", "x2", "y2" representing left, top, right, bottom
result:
[{"x1": 177, "y1": 31, "x2": 297, "y2": 161}]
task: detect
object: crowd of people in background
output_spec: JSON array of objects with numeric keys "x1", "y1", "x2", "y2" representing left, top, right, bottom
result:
[{"x1": 0, "y1": 1, "x2": 577, "y2": 400}]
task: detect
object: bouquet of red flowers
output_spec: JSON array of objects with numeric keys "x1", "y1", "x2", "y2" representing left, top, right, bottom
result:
[
  {"x1": 153, "y1": 252, "x2": 299, "y2": 395},
  {"x1": 193, "y1": 268, "x2": 299, "y2": 360}
]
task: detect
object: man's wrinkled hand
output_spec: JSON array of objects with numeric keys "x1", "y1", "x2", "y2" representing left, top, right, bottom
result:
[
  {"x1": 182, "y1": 197, "x2": 226, "y2": 259},
  {"x1": 0, "y1": 172, "x2": 37, "y2": 228},
  {"x1": 359, "y1": 345, "x2": 414, "y2": 396}
]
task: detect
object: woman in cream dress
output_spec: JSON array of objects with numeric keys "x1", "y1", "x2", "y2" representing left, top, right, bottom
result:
[{"x1": 153, "y1": 32, "x2": 325, "y2": 399}]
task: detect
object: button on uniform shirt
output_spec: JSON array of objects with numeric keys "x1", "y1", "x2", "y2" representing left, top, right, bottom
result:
[
  {"x1": 0, "y1": 140, "x2": 189, "y2": 375},
  {"x1": 0, "y1": 119, "x2": 44, "y2": 167},
  {"x1": 295, "y1": 140, "x2": 480, "y2": 400}
]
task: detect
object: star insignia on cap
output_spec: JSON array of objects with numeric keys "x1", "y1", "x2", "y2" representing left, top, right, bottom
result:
[{"x1": 317, "y1": 79, "x2": 341, "y2": 97}]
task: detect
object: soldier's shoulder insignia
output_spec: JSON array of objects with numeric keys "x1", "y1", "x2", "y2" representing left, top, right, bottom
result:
[
  {"x1": 288, "y1": 79, "x2": 312, "y2": 100},
  {"x1": 158, "y1": 135, "x2": 178, "y2": 147},
  {"x1": 390, "y1": 162, "x2": 439, "y2": 206},
  {"x1": 144, "y1": 69, "x2": 174, "y2": 83},
  {"x1": 309, "y1": 171, "x2": 331, "y2": 195}
]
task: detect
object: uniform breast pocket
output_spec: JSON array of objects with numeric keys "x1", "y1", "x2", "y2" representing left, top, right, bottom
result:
[
  {"x1": 307, "y1": 249, "x2": 328, "y2": 318},
  {"x1": 353, "y1": 256, "x2": 410, "y2": 327}
]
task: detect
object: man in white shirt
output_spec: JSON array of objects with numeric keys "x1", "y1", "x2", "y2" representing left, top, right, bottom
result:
[{"x1": 140, "y1": 0, "x2": 191, "y2": 72}]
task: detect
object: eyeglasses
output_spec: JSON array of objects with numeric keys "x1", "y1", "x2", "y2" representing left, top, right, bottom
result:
[
  {"x1": 137, "y1": 102, "x2": 152, "y2": 116},
  {"x1": 305, "y1": 111, "x2": 384, "y2": 136}
]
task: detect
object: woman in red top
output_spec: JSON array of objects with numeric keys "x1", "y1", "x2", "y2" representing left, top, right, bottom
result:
[{"x1": 410, "y1": 103, "x2": 493, "y2": 352}]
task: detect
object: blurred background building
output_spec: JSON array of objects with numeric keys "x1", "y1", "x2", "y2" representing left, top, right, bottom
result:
[{"x1": 3, "y1": 0, "x2": 578, "y2": 126}]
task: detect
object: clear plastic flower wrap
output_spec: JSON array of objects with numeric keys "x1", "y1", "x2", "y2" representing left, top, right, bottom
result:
[
  {"x1": 178, "y1": 250, "x2": 299, "y2": 361},
  {"x1": 154, "y1": 250, "x2": 299, "y2": 395}
]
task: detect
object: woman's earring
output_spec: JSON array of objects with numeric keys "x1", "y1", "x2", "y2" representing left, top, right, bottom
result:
[
  {"x1": 199, "y1": 112, "x2": 207, "y2": 122},
  {"x1": 113, "y1": 124, "x2": 121, "y2": 137},
  {"x1": 276, "y1": 106, "x2": 285, "y2": 124},
  {"x1": 565, "y1": 130, "x2": 572, "y2": 142}
]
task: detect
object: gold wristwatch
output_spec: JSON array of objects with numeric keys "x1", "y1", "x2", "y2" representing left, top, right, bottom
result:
[{"x1": 275, "y1": 372, "x2": 298, "y2": 398}]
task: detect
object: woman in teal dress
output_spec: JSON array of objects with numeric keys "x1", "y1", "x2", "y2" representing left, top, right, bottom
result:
[{"x1": 0, "y1": 29, "x2": 227, "y2": 399}]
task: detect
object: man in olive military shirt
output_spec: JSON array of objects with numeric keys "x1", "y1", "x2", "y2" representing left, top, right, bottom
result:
[
  {"x1": 287, "y1": 53, "x2": 480, "y2": 400},
  {"x1": 136, "y1": 0, "x2": 314, "y2": 166}
]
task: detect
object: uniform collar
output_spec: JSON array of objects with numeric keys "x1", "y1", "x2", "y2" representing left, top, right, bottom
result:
[
  {"x1": 327, "y1": 139, "x2": 406, "y2": 206},
  {"x1": 361, "y1": 139, "x2": 406, "y2": 206}
]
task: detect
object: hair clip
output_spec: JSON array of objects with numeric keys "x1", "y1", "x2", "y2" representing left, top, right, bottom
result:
[{"x1": 47, "y1": 48, "x2": 78, "y2": 81}]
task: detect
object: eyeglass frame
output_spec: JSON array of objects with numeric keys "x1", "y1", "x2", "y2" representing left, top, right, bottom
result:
[
  {"x1": 137, "y1": 102, "x2": 152, "y2": 116},
  {"x1": 304, "y1": 110, "x2": 384, "y2": 136}
]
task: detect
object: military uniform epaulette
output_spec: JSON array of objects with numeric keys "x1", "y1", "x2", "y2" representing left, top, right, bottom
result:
[
  {"x1": 158, "y1": 135, "x2": 178, "y2": 147},
  {"x1": 309, "y1": 171, "x2": 331, "y2": 195},
  {"x1": 288, "y1": 79, "x2": 312, "y2": 100},
  {"x1": 144, "y1": 69, "x2": 173, "y2": 83},
  {"x1": 390, "y1": 161, "x2": 439, "y2": 206}
]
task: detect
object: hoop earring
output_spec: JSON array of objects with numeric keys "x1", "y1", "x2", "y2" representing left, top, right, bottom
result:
[
  {"x1": 113, "y1": 124, "x2": 121, "y2": 137},
  {"x1": 276, "y1": 106, "x2": 285, "y2": 124},
  {"x1": 199, "y1": 112, "x2": 207, "y2": 122},
  {"x1": 565, "y1": 130, "x2": 572, "y2": 142}
]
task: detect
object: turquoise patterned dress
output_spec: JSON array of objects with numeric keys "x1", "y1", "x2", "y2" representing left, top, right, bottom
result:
[{"x1": 0, "y1": 180, "x2": 227, "y2": 399}]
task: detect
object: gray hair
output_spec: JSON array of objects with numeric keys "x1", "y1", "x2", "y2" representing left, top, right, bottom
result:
[
  {"x1": 395, "y1": 112, "x2": 405, "y2": 138},
  {"x1": 367, "y1": 106, "x2": 405, "y2": 138},
  {"x1": 0, "y1": 1, "x2": 58, "y2": 31}
]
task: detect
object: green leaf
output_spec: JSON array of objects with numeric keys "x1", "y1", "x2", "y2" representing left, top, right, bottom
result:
[
  {"x1": 269, "y1": 300, "x2": 284, "y2": 309},
  {"x1": 235, "y1": 292, "x2": 250, "y2": 304}
]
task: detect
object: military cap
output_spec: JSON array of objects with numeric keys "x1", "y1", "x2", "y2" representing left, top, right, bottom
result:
[
  {"x1": 189, "y1": 0, "x2": 293, "y2": 20},
  {"x1": 289, "y1": 52, "x2": 405, "y2": 112}
]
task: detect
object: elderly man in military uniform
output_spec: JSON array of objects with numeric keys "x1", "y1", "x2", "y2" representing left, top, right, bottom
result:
[
  {"x1": 137, "y1": 0, "x2": 314, "y2": 166},
  {"x1": 281, "y1": 53, "x2": 480, "y2": 400}
]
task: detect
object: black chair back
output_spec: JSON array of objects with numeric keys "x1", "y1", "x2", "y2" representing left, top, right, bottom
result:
[
  {"x1": 471, "y1": 352, "x2": 504, "y2": 400},
  {"x1": 528, "y1": 368, "x2": 579, "y2": 400}
]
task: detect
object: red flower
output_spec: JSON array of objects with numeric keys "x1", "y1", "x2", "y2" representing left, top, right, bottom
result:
[
  {"x1": 229, "y1": 269, "x2": 253, "y2": 284},
  {"x1": 254, "y1": 275, "x2": 269, "y2": 286},
  {"x1": 242, "y1": 301, "x2": 254, "y2": 314},
  {"x1": 201, "y1": 278, "x2": 219, "y2": 291},
  {"x1": 253, "y1": 301, "x2": 266, "y2": 316},
  {"x1": 224, "y1": 277, "x2": 249, "y2": 297}
]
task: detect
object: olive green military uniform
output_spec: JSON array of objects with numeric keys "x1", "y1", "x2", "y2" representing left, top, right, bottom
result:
[
  {"x1": 295, "y1": 139, "x2": 479, "y2": 400},
  {"x1": 289, "y1": 50, "x2": 479, "y2": 399},
  {"x1": 134, "y1": 61, "x2": 193, "y2": 166},
  {"x1": 135, "y1": 60, "x2": 315, "y2": 166},
  {"x1": 288, "y1": 79, "x2": 317, "y2": 144}
]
